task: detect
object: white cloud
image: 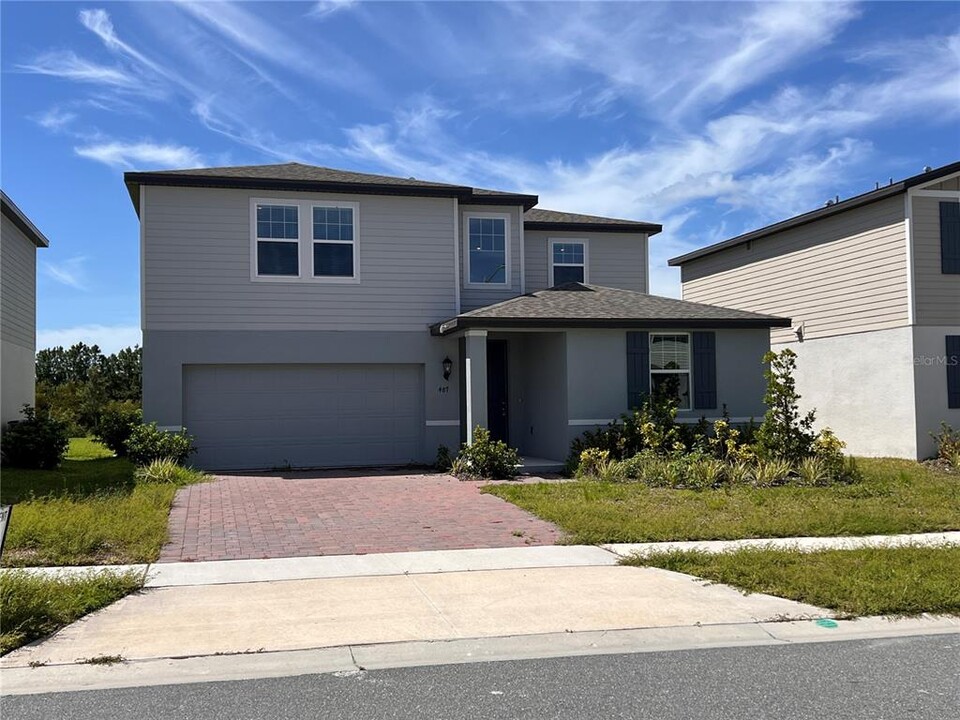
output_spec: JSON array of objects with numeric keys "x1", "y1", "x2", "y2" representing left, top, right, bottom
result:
[
  {"x1": 74, "y1": 141, "x2": 204, "y2": 169},
  {"x1": 42, "y1": 257, "x2": 89, "y2": 290},
  {"x1": 33, "y1": 107, "x2": 77, "y2": 130},
  {"x1": 309, "y1": 0, "x2": 358, "y2": 20},
  {"x1": 17, "y1": 51, "x2": 140, "y2": 89},
  {"x1": 37, "y1": 325, "x2": 141, "y2": 354}
]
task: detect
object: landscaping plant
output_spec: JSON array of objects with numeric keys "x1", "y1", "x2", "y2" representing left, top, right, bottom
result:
[
  {"x1": 124, "y1": 423, "x2": 196, "y2": 466},
  {"x1": 95, "y1": 400, "x2": 143, "y2": 457},
  {"x1": 451, "y1": 427, "x2": 521, "y2": 480},
  {"x1": 931, "y1": 423, "x2": 960, "y2": 471},
  {"x1": 755, "y1": 349, "x2": 816, "y2": 464},
  {"x1": 134, "y1": 458, "x2": 208, "y2": 485},
  {"x1": 0, "y1": 405, "x2": 69, "y2": 469}
]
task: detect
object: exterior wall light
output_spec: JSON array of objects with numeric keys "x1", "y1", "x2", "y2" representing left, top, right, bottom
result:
[{"x1": 442, "y1": 357, "x2": 453, "y2": 380}]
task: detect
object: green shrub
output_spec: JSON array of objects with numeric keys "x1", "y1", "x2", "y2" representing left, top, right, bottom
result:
[
  {"x1": 752, "y1": 458, "x2": 793, "y2": 487},
  {"x1": 124, "y1": 423, "x2": 196, "y2": 466},
  {"x1": 451, "y1": 427, "x2": 521, "y2": 480},
  {"x1": 1, "y1": 405, "x2": 69, "y2": 469},
  {"x1": 435, "y1": 445, "x2": 454, "y2": 472},
  {"x1": 134, "y1": 458, "x2": 207, "y2": 485},
  {"x1": 931, "y1": 423, "x2": 960, "y2": 470},
  {"x1": 755, "y1": 349, "x2": 817, "y2": 464},
  {"x1": 95, "y1": 401, "x2": 142, "y2": 457}
]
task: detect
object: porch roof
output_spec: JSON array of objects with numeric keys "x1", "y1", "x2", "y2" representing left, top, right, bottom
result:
[{"x1": 430, "y1": 283, "x2": 791, "y2": 335}]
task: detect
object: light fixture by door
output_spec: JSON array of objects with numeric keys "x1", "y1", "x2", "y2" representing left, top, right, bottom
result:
[{"x1": 442, "y1": 357, "x2": 453, "y2": 380}]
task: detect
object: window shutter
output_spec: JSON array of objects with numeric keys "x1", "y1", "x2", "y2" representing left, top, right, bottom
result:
[
  {"x1": 947, "y1": 336, "x2": 960, "y2": 410},
  {"x1": 692, "y1": 331, "x2": 717, "y2": 410},
  {"x1": 626, "y1": 331, "x2": 649, "y2": 409},
  {"x1": 940, "y1": 202, "x2": 960, "y2": 274}
]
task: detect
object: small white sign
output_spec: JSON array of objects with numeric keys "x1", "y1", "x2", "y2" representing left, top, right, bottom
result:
[{"x1": 0, "y1": 505, "x2": 11, "y2": 560}]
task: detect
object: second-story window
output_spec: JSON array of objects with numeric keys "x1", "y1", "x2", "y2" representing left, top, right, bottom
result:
[
  {"x1": 255, "y1": 204, "x2": 299, "y2": 276},
  {"x1": 941, "y1": 201, "x2": 960, "y2": 274},
  {"x1": 313, "y1": 206, "x2": 355, "y2": 278},
  {"x1": 467, "y1": 216, "x2": 509, "y2": 285},
  {"x1": 550, "y1": 240, "x2": 587, "y2": 285}
]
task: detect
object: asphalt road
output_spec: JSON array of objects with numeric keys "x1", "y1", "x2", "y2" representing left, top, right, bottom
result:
[{"x1": 3, "y1": 634, "x2": 958, "y2": 719}]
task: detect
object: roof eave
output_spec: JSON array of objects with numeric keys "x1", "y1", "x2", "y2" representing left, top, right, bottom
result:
[
  {"x1": 669, "y1": 160, "x2": 960, "y2": 266},
  {"x1": 468, "y1": 193, "x2": 540, "y2": 211},
  {"x1": 431, "y1": 315, "x2": 791, "y2": 335},
  {"x1": 0, "y1": 191, "x2": 50, "y2": 248},
  {"x1": 524, "y1": 221, "x2": 662, "y2": 236}
]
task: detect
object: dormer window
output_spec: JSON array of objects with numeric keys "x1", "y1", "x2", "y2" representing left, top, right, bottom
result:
[{"x1": 549, "y1": 239, "x2": 587, "y2": 285}]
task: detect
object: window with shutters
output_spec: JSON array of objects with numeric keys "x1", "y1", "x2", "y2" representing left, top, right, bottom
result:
[
  {"x1": 940, "y1": 201, "x2": 960, "y2": 274},
  {"x1": 649, "y1": 333, "x2": 691, "y2": 410}
]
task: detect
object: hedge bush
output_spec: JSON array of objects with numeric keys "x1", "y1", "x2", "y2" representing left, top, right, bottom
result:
[
  {"x1": 124, "y1": 423, "x2": 196, "y2": 466},
  {"x1": 1, "y1": 405, "x2": 69, "y2": 469},
  {"x1": 95, "y1": 401, "x2": 142, "y2": 457}
]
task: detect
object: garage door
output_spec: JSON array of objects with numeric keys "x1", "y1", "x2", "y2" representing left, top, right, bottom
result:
[{"x1": 183, "y1": 364, "x2": 424, "y2": 470}]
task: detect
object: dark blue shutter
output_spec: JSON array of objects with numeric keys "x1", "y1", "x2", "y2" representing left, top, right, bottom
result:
[
  {"x1": 941, "y1": 202, "x2": 960, "y2": 274},
  {"x1": 626, "y1": 332, "x2": 649, "y2": 409},
  {"x1": 692, "y1": 331, "x2": 717, "y2": 410},
  {"x1": 947, "y1": 336, "x2": 960, "y2": 410}
]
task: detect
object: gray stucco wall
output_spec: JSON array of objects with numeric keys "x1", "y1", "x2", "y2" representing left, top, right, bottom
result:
[
  {"x1": 524, "y1": 230, "x2": 648, "y2": 293},
  {"x1": 143, "y1": 329, "x2": 461, "y2": 463},
  {"x1": 1, "y1": 214, "x2": 38, "y2": 425},
  {"x1": 787, "y1": 326, "x2": 919, "y2": 458},
  {"x1": 913, "y1": 325, "x2": 960, "y2": 459}
]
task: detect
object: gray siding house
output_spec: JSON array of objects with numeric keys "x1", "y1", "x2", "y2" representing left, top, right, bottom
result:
[
  {"x1": 670, "y1": 161, "x2": 960, "y2": 460},
  {"x1": 1, "y1": 191, "x2": 49, "y2": 427},
  {"x1": 127, "y1": 163, "x2": 787, "y2": 470}
]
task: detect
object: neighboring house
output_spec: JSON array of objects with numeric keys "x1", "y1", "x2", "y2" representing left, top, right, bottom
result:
[
  {"x1": 1, "y1": 191, "x2": 49, "y2": 428},
  {"x1": 670, "y1": 161, "x2": 960, "y2": 460},
  {"x1": 126, "y1": 163, "x2": 788, "y2": 470}
]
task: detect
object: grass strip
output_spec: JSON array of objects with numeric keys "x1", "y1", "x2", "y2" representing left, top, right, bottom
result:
[
  {"x1": 485, "y1": 458, "x2": 960, "y2": 543},
  {"x1": 625, "y1": 545, "x2": 960, "y2": 617},
  {"x1": 0, "y1": 569, "x2": 144, "y2": 655}
]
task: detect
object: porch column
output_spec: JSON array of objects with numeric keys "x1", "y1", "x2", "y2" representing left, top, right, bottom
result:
[{"x1": 464, "y1": 329, "x2": 488, "y2": 444}]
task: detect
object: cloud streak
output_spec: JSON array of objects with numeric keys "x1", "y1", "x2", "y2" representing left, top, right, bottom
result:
[{"x1": 74, "y1": 141, "x2": 204, "y2": 169}]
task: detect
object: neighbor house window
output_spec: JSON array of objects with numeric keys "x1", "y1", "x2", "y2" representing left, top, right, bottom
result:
[
  {"x1": 650, "y1": 333, "x2": 691, "y2": 410},
  {"x1": 313, "y1": 205, "x2": 355, "y2": 277},
  {"x1": 940, "y1": 201, "x2": 960, "y2": 274},
  {"x1": 466, "y1": 215, "x2": 509, "y2": 285},
  {"x1": 550, "y1": 240, "x2": 587, "y2": 285},
  {"x1": 255, "y1": 204, "x2": 299, "y2": 276}
]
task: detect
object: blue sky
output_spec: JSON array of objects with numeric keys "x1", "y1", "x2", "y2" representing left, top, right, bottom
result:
[{"x1": 2, "y1": 1, "x2": 958, "y2": 352}]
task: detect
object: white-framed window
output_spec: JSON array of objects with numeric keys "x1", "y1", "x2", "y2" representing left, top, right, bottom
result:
[
  {"x1": 548, "y1": 238, "x2": 588, "y2": 286},
  {"x1": 254, "y1": 203, "x2": 300, "y2": 277},
  {"x1": 649, "y1": 332, "x2": 692, "y2": 410},
  {"x1": 312, "y1": 204, "x2": 357, "y2": 279},
  {"x1": 251, "y1": 198, "x2": 359, "y2": 282},
  {"x1": 464, "y1": 212, "x2": 511, "y2": 286}
]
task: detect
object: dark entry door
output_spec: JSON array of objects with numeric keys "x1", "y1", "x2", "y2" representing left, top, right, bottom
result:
[{"x1": 487, "y1": 340, "x2": 509, "y2": 443}]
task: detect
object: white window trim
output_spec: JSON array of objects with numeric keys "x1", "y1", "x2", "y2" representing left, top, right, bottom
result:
[
  {"x1": 251, "y1": 199, "x2": 302, "y2": 281},
  {"x1": 463, "y1": 211, "x2": 512, "y2": 288},
  {"x1": 649, "y1": 331, "x2": 693, "y2": 412},
  {"x1": 250, "y1": 198, "x2": 360, "y2": 284},
  {"x1": 548, "y1": 237, "x2": 589, "y2": 286}
]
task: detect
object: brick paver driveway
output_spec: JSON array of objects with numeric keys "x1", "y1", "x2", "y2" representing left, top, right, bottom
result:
[{"x1": 159, "y1": 472, "x2": 563, "y2": 562}]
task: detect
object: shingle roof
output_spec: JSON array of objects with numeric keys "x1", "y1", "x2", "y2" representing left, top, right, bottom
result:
[
  {"x1": 669, "y1": 159, "x2": 960, "y2": 266},
  {"x1": 524, "y1": 208, "x2": 661, "y2": 235},
  {"x1": 1, "y1": 190, "x2": 50, "y2": 248},
  {"x1": 431, "y1": 283, "x2": 790, "y2": 334},
  {"x1": 124, "y1": 162, "x2": 539, "y2": 212}
]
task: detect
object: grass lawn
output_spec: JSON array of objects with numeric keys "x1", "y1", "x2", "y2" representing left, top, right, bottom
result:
[
  {"x1": 1, "y1": 438, "x2": 204, "y2": 567},
  {"x1": 485, "y1": 458, "x2": 960, "y2": 543},
  {"x1": 0, "y1": 569, "x2": 144, "y2": 655},
  {"x1": 625, "y1": 545, "x2": 960, "y2": 617}
]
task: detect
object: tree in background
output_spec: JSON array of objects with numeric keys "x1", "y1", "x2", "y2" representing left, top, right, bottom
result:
[{"x1": 35, "y1": 343, "x2": 142, "y2": 435}]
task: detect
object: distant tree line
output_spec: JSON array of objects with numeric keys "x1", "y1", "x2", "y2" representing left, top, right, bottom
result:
[{"x1": 35, "y1": 342, "x2": 141, "y2": 435}]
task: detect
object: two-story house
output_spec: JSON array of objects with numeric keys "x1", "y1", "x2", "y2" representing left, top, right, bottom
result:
[
  {"x1": 670, "y1": 161, "x2": 960, "y2": 460},
  {"x1": 1, "y1": 191, "x2": 49, "y2": 428},
  {"x1": 126, "y1": 163, "x2": 788, "y2": 471}
]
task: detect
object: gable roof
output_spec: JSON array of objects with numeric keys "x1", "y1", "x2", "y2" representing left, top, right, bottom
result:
[
  {"x1": 124, "y1": 162, "x2": 538, "y2": 213},
  {"x1": 430, "y1": 283, "x2": 789, "y2": 335},
  {"x1": 669, "y1": 159, "x2": 960, "y2": 266},
  {"x1": 0, "y1": 190, "x2": 50, "y2": 248},
  {"x1": 524, "y1": 208, "x2": 662, "y2": 235}
]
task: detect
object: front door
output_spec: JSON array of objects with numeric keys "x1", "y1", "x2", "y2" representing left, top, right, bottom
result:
[{"x1": 487, "y1": 339, "x2": 509, "y2": 443}]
